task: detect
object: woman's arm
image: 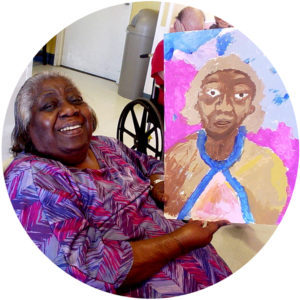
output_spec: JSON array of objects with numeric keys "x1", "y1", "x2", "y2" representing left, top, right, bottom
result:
[
  {"x1": 5, "y1": 162, "x2": 133, "y2": 293},
  {"x1": 120, "y1": 219, "x2": 229, "y2": 288}
]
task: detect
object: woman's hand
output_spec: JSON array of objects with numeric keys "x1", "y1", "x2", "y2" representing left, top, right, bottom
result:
[
  {"x1": 150, "y1": 181, "x2": 168, "y2": 203},
  {"x1": 149, "y1": 174, "x2": 168, "y2": 203},
  {"x1": 171, "y1": 219, "x2": 230, "y2": 253},
  {"x1": 119, "y1": 218, "x2": 229, "y2": 290}
]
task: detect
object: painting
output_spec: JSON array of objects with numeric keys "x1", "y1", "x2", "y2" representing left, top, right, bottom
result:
[{"x1": 164, "y1": 28, "x2": 299, "y2": 224}]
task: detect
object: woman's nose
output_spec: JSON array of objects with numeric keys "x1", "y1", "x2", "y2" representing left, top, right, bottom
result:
[
  {"x1": 215, "y1": 94, "x2": 233, "y2": 112},
  {"x1": 59, "y1": 100, "x2": 79, "y2": 117}
]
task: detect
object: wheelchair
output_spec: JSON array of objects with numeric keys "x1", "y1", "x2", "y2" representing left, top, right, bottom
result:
[{"x1": 117, "y1": 68, "x2": 164, "y2": 160}]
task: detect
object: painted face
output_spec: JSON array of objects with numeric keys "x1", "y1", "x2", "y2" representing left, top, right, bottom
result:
[
  {"x1": 197, "y1": 69, "x2": 256, "y2": 139},
  {"x1": 29, "y1": 76, "x2": 94, "y2": 164}
]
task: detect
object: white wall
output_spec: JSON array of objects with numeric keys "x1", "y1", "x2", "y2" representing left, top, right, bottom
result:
[{"x1": 61, "y1": 4, "x2": 131, "y2": 82}]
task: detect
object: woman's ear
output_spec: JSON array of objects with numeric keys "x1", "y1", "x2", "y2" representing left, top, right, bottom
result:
[{"x1": 173, "y1": 19, "x2": 185, "y2": 32}]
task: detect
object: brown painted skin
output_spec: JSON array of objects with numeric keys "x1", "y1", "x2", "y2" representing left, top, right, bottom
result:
[{"x1": 197, "y1": 69, "x2": 256, "y2": 160}]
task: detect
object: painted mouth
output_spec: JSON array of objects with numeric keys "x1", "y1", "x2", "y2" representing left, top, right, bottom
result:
[{"x1": 215, "y1": 120, "x2": 231, "y2": 127}]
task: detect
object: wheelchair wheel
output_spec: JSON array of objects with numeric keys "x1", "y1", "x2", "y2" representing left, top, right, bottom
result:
[{"x1": 117, "y1": 98, "x2": 164, "y2": 160}]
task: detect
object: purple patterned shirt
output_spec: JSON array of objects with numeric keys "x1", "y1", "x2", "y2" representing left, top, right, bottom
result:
[{"x1": 5, "y1": 136, "x2": 231, "y2": 297}]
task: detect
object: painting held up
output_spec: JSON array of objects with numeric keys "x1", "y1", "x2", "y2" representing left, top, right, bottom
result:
[{"x1": 164, "y1": 28, "x2": 299, "y2": 225}]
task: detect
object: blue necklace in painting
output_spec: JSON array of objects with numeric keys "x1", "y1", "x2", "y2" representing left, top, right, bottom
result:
[{"x1": 177, "y1": 126, "x2": 255, "y2": 223}]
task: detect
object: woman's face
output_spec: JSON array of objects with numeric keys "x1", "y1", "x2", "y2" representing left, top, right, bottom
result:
[
  {"x1": 29, "y1": 76, "x2": 94, "y2": 164},
  {"x1": 196, "y1": 69, "x2": 256, "y2": 139}
]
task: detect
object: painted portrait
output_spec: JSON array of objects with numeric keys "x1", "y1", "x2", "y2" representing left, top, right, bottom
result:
[{"x1": 164, "y1": 28, "x2": 299, "y2": 224}]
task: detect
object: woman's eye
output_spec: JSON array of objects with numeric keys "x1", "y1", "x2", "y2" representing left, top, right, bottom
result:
[
  {"x1": 40, "y1": 102, "x2": 56, "y2": 111},
  {"x1": 206, "y1": 88, "x2": 220, "y2": 98},
  {"x1": 234, "y1": 92, "x2": 249, "y2": 100},
  {"x1": 70, "y1": 97, "x2": 83, "y2": 104}
]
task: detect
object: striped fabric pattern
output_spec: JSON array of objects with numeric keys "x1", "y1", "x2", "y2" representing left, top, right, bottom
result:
[{"x1": 5, "y1": 136, "x2": 231, "y2": 297}]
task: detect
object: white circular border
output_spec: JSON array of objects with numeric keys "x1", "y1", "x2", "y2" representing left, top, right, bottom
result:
[{"x1": 0, "y1": 1, "x2": 299, "y2": 299}]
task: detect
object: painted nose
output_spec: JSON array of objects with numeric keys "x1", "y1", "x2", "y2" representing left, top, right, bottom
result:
[
  {"x1": 215, "y1": 94, "x2": 233, "y2": 112},
  {"x1": 59, "y1": 101, "x2": 80, "y2": 117}
]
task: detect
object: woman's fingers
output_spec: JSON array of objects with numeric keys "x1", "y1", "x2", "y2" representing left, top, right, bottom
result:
[
  {"x1": 215, "y1": 219, "x2": 231, "y2": 227},
  {"x1": 188, "y1": 219, "x2": 230, "y2": 233}
]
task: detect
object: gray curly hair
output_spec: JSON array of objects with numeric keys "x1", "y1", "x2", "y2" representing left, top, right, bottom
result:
[{"x1": 11, "y1": 71, "x2": 98, "y2": 155}]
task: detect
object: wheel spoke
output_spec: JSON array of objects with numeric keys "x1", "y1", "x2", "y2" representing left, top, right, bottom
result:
[
  {"x1": 145, "y1": 143, "x2": 159, "y2": 153},
  {"x1": 130, "y1": 108, "x2": 140, "y2": 132},
  {"x1": 122, "y1": 127, "x2": 136, "y2": 139},
  {"x1": 145, "y1": 125, "x2": 157, "y2": 137},
  {"x1": 140, "y1": 108, "x2": 148, "y2": 132}
]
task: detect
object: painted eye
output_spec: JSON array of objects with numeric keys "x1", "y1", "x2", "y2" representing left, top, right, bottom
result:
[
  {"x1": 206, "y1": 88, "x2": 220, "y2": 98},
  {"x1": 234, "y1": 92, "x2": 249, "y2": 100}
]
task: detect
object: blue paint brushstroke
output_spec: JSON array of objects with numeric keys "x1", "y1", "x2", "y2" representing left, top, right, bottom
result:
[
  {"x1": 177, "y1": 127, "x2": 254, "y2": 223},
  {"x1": 273, "y1": 93, "x2": 289, "y2": 105},
  {"x1": 177, "y1": 168, "x2": 217, "y2": 220},
  {"x1": 164, "y1": 29, "x2": 222, "y2": 60},
  {"x1": 243, "y1": 57, "x2": 255, "y2": 64},
  {"x1": 172, "y1": 114, "x2": 178, "y2": 121},
  {"x1": 270, "y1": 66, "x2": 277, "y2": 74},
  {"x1": 269, "y1": 88, "x2": 280, "y2": 93},
  {"x1": 216, "y1": 32, "x2": 234, "y2": 56}
]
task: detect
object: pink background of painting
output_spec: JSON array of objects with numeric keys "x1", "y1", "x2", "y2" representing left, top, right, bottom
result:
[{"x1": 164, "y1": 59, "x2": 201, "y2": 150}]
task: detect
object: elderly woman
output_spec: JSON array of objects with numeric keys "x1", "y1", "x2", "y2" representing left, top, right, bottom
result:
[{"x1": 5, "y1": 72, "x2": 231, "y2": 298}]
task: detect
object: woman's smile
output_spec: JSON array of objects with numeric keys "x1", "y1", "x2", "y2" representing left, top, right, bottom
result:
[
  {"x1": 57, "y1": 122, "x2": 84, "y2": 136},
  {"x1": 29, "y1": 76, "x2": 94, "y2": 163},
  {"x1": 59, "y1": 124, "x2": 82, "y2": 132},
  {"x1": 58, "y1": 126, "x2": 83, "y2": 136}
]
